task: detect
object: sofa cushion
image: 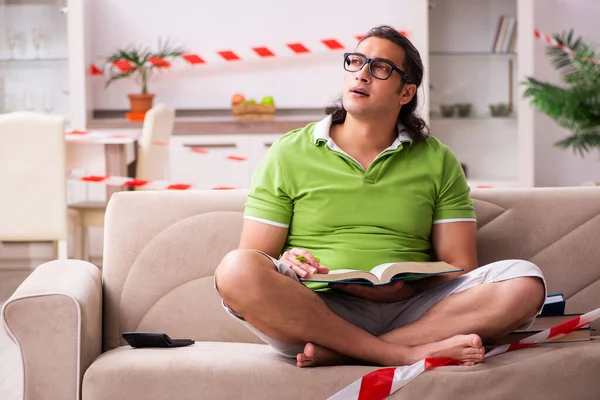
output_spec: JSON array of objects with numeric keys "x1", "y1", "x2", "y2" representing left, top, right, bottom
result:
[
  {"x1": 471, "y1": 188, "x2": 600, "y2": 332},
  {"x1": 106, "y1": 205, "x2": 262, "y2": 350},
  {"x1": 82, "y1": 340, "x2": 600, "y2": 400},
  {"x1": 103, "y1": 188, "x2": 600, "y2": 352},
  {"x1": 102, "y1": 190, "x2": 250, "y2": 351}
]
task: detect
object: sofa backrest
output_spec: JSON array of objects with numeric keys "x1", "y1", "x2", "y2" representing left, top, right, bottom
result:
[{"x1": 101, "y1": 187, "x2": 600, "y2": 351}]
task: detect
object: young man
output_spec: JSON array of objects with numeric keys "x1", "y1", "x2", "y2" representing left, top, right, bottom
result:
[{"x1": 215, "y1": 25, "x2": 546, "y2": 368}]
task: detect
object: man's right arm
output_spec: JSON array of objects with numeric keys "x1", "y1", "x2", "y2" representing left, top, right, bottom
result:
[
  {"x1": 238, "y1": 220, "x2": 327, "y2": 276},
  {"x1": 238, "y1": 219, "x2": 288, "y2": 259},
  {"x1": 240, "y1": 137, "x2": 326, "y2": 275}
]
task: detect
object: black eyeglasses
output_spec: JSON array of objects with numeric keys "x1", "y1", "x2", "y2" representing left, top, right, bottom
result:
[{"x1": 343, "y1": 52, "x2": 412, "y2": 83}]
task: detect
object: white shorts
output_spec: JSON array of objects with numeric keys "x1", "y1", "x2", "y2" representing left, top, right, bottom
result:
[{"x1": 220, "y1": 253, "x2": 547, "y2": 358}]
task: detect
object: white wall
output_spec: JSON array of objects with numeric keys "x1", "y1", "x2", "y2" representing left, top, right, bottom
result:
[
  {"x1": 533, "y1": 0, "x2": 600, "y2": 186},
  {"x1": 89, "y1": 0, "x2": 429, "y2": 111}
]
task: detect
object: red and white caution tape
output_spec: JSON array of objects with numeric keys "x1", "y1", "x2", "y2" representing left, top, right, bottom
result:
[
  {"x1": 329, "y1": 357, "x2": 459, "y2": 400},
  {"x1": 89, "y1": 30, "x2": 410, "y2": 75},
  {"x1": 485, "y1": 305, "x2": 600, "y2": 357},
  {"x1": 66, "y1": 129, "x2": 134, "y2": 143},
  {"x1": 66, "y1": 171, "x2": 237, "y2": 191},
  {"x1": 534, "y1": 28, "x2": 600, "y2": 65},
  {"x1": 92, "y1": 28, "x2": 600, "y2": 74},
  {"x1": 329, "y1": 306, "x2": 600, "y2": 400}
]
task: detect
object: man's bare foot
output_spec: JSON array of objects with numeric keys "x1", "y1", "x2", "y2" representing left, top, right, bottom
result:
[
  {"x1": 297, "y1": 334, "x2": 483, "y2": 368},
  {"x1": 410, "y1": 334, "x2": 484, "y2": 365},
  {"x1": 296, "y1": 343, "x2": 349, "y2": 368}
]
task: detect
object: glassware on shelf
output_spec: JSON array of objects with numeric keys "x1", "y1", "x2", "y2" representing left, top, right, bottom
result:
[
  {"x1": 42, "y1": 92, "x2": 54, "y2": 113},
  {"x1": 3, "y1": 94, "x2": 14, "y2": 112},
  {"x1": 23, "y1": 91, "x2": 35, "y2": 111},
  {"x1": 6, "y1": 29, "x2": 19, "y2": 59},
  {"x1": 31, "y1": 29, "x2": 45, "y2": 59}
]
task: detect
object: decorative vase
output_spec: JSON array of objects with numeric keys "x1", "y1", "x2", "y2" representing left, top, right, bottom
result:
[{"x1": 128, "y1": 93, "x2": 155, "y2": 114}]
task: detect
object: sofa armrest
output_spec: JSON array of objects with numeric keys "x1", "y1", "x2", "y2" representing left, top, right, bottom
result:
[{"x1": 1, "y1": 259, "x2": 102, "y2": 400}]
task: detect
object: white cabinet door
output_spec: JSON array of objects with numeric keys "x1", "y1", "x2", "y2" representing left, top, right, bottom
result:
[
  {"x1": 247, "y1": 134, "x2": 284, "y2": 172},
  {"x1": 168, "y1": 135, "x2": 252, "y2": 190}
]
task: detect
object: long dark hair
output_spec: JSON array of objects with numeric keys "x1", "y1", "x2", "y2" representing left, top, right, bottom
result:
[{"x1": 325, "y1": 25, "x2": 429, "y2": 141}]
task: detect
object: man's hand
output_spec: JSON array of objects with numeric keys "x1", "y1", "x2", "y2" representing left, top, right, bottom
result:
[
  {"x1": 330, "y1": 280, "x2": 415, "y2": 303},
  {"x1": 280, "y1": 248, "x2": 329, "y2": 278}
]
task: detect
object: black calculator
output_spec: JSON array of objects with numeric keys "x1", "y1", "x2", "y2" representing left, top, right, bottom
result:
[{"x1": 122, "y1": 332, "x2": 195, "y2": 348}]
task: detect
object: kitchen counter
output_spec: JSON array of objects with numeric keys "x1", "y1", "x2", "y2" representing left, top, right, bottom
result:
[{"x1": 88, "y1": 109, "x2": 327, "y2": 135}]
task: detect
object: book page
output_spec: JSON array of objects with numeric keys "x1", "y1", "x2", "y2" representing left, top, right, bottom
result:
[
  {"x1": 369, "y1": 263, "x2": 396, "y2": 280},
  {"x1": 371, "y1": 261, "x2": 462, "y2": 282},
  {"x1": 302, "y1": 268, "x2": 377, "y2": 284},
  {"x1": 327, "y1": 269, "x2": 363, "y2": 275}
]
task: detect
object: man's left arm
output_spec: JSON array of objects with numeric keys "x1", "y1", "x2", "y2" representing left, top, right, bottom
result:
[
  {"x1": 408, "y1": 147, "x2": 479, "y2": 294},
  {"x1": 432, "y1": 221, "x2": 479, "y2": 274},
  {"x1": 405, "y1": 221, "x2": 478, "y2": 295}
]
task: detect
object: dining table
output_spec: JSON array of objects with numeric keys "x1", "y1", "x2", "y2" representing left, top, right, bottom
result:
[{"x1": 65, "y1": 129, "x2": 142, "y2": 202}]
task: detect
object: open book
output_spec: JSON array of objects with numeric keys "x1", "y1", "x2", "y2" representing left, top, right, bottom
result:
[{"x1": 300, "y1": 261, "x2": 462, "y2": 286}]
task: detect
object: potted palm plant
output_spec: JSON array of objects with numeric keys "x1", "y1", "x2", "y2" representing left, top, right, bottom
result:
[
  {"x1": 105, "y1": 39, "x2": 186, "y2": 116},
  {"x1": 523, "y1": 30, "x2": 600, "y2": 157}
]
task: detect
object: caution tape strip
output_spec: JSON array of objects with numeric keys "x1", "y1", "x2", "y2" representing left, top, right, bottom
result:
[
  {"x1": 67, "y1": 171, "x2": 236, "y2": 191},
  {"x1": 329, "y1": 306, "x2": 600, "y2": 399},
  {"x1": 88, "y1": 30, "x2": 410, "y2": 74}
]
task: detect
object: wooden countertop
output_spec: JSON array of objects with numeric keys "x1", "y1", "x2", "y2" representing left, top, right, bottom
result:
[{"x1": 88, "y1": 109, "x2": 327, "y2": 135}]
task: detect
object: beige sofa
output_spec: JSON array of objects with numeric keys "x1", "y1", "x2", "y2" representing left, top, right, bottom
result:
[{"x1": 3, "y1": 187, "x2": 600, "y2": 400}]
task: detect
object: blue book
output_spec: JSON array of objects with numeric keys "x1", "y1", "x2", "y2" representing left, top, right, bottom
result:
[{"x1": 540, "y1": 293, "x2": 566, "y2": 317}]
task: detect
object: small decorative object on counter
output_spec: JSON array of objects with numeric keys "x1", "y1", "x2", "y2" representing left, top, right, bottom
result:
[
  {"x1": 489, "y1": 103, "x2": 512, "y2": 117},
  {"x1": 230, "y1": 93, "x2": 276, "y2": 120},
  {"x1": 440, "y1": 104, "x2": 455, "y2": 118},
  {"x1": 456, "y1": 103, "x2": 472, "y2": 118}
]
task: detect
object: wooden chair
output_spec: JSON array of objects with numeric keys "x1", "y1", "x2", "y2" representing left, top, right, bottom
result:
[
  {"x1": 69, "y1": 104, "x2": 176, "y2": 261},
  {"x1": 0, "y1": 112, "x2": 71, "y2": 259}
]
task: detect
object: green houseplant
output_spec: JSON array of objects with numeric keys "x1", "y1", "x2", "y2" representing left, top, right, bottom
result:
[
  {"x1": 105, "y1": 39, "x2": 186, "y2": 116},
  {"x1": 523, "y1": 30, "x2": 600, "y2": 157}
]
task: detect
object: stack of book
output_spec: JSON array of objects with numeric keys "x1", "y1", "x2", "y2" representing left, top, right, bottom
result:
[
  {"x1": 492, "y1": 16, "x2": 518, "y2": 53},
  {"x1": 490, "y1": 293, "x2": 592, "y2": 345}
]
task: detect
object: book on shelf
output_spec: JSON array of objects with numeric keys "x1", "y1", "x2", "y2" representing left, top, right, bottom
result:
[
  {"x1": 300, "y1": 261, "x2": 462, "y2": 286},
  {"x1": 492, "y1": 16, "x2": 517, "y2": 53}
]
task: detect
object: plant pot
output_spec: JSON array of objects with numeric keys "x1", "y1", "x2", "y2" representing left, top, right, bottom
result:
[{"x1": 128, "y1": 93, "x2": 155, "y2": 114}]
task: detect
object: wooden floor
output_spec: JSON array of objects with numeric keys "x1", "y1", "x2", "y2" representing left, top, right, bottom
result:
[{"x1": 0, "y1": 303, "x2": 23, "y2": 400}]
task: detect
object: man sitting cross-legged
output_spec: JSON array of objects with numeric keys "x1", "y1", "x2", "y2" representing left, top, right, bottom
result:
[{"x1": 214, "y1": 25, "x2": 546, "y2": 368}]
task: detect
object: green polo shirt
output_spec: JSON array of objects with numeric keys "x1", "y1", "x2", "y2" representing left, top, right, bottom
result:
[{"x1": 244, "y1": 116, "x2": 476, "y2": 290}]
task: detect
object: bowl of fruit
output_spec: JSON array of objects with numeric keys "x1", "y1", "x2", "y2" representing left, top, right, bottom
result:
[{"x1": 231, "y1": 93, "x2": 276, "y2": 120}]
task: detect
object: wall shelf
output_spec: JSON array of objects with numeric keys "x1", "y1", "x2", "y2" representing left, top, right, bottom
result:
[
  {"x1": 430, "y1": 51, "x2": 517, "y2": 56},
  {"x1": 430, "y1": 115, "x2": 517, "y2": 121},
  {"x1": 0, "y1": 57, "x2": 68, "y2": 63}
]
